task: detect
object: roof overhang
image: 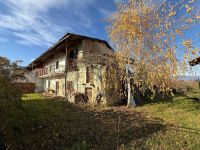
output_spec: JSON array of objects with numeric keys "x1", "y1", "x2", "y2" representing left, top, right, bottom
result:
[{"x1": 26, "y1": 33, "x2": 114, "y2": 70}]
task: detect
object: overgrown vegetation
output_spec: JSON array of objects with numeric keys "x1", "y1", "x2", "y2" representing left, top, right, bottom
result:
[
  {"x1": 0, "y1": 57, "x2": 24, "y2": 107},
  {"x1": 0, "y1": 87, "x2": 199, "y2": 150},
  {"x1": 0, "y1": 57, "x2": 24, "y2": 150}
]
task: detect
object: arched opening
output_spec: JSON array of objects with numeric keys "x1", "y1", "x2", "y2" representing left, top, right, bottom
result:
[
  {"x1": 68, "y1": 49, "x2": 78, "y2": 70},
  {"x1": 69, "y1": 49, "x2": 78, "y2": 59}
]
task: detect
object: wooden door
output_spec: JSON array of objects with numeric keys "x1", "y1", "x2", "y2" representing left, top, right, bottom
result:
[
  {"x1": 85, "y1": 88, "x2": 92, "y2": 103},
  {"x1": 56, "y1": 81, "x2": 59, "y2": 95}
]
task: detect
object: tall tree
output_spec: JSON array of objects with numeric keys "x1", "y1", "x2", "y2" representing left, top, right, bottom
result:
[
  {"x1": 107, "y1": 0, "x2": 200, "y2": 107},
  {"x1": 0, "y1": 57, "x2": 23, "y2": 107}
]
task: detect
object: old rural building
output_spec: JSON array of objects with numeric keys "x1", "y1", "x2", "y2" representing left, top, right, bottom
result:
[{"x1": 27, "y1": 33, "x2": 120, "y2": 105}]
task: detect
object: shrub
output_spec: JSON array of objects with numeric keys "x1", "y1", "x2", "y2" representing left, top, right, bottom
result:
[
  {"x1": 74, "y1": 92, "x2": 88, "y2": 104},
  {"x1": 0, "y1": 57, "x2": 23, "y2": 108},
  {"x1": 171, "y1": 80, "x2": 199, "y2": 94}
]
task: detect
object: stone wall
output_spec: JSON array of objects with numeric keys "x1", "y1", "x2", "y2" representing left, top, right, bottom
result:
[{"x1": 12, "y1": 83, "x2": 35, "y2": 93}]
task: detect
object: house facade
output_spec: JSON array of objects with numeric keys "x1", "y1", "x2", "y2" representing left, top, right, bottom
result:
[{"x1": 27, "y1": 33, "x2": 120, "y2": 105}]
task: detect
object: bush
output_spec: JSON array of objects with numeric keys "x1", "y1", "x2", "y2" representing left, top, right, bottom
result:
[
  {"x1": 0, "y1": 57, "x2": 23, "y2": 108},
  {"x1": 171, "y1": 80, "x2": 199, "y2": 94},
  {"x1": 74, "y1": 92, "x2": 88, "y2": 104},
  {"x1": 0, "y1": 80, "x2": 22, "y2": 107}
]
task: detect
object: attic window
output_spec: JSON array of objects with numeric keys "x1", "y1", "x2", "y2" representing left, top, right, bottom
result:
[{"x1": 69, "y1": 49, "x2": 78, "y2": 59}]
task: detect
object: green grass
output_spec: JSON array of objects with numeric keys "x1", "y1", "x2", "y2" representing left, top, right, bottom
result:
[
  {"x1": 0, "y1": 90, "x2": 200, "y2": 150},
  {"x1": 137, "y1": 89, "x2": 200, "y2": 129},
  {"x1": 22, "y1": 93, "x2": 45, "y2": 101}
]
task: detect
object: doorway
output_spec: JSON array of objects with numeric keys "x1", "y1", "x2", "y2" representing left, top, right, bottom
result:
[
  {"x1": 56, "y1": 81, "x2": 59, "y2": 95},
  {"x1": 85, "y1": 88, "x2": 92, "y2": 103}
]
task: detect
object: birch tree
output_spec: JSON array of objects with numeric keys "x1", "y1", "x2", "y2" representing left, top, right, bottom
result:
[{"x1": 107, "y1": 0, "x2": 200, "y2": 107}]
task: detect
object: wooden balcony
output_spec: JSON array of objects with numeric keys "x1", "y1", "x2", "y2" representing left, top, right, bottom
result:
[
  {"x1": 35, "y1": 65, "x2": 65, "y2": 78},
  {"x1": 35, "y1": 59, "x2": 77, "y2": 77},
  {"x1": 36, "y1": 68, "x2": 48, "y2": 77}
]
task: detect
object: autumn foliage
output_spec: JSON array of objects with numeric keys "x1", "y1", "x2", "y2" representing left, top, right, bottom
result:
[{"x1": 107, "y1": 0, "x2": 200, "y2": 103}]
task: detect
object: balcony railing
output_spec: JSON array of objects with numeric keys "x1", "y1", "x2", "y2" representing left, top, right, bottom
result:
[
  {"x1": 35, "y1": 59, "x2": 77, "y2": 77},
  {"x1": 36, "y1": 65, "x2": 65, "y2": 77}
]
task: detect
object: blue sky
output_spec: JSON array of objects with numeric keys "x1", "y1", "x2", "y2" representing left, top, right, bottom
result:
[
  {"x1": 0, "y1": 0, "x2": 117, "y2": 66},
  {"x1": 0, "y1": 0, "x2": 199, "y2": 75}
]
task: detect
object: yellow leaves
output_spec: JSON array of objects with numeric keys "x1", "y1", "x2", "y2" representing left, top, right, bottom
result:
[
  {"x1": 188, "y1": 0, "x2": 196, "y2": 4},
  {"x1": 185, "y1": 4, "x2": 192, "y2": 13},
  {"x1": 168, "y1": 11, "x2": 176, "y2": 17},
  {"x1": 196, "y1": 16, "x2": 200, "y2": 19},
  {"x1": 186, "y1": 7, "x2": 192, "y2": 13},
  {"x1": 185, "y1": 18, "x2": 193, "y2": 23},
  {"x1": 176, "y1": 29, "x2": 183, "y2": 36},
  {"x1": 182, "y1": 40, "x2": 192, "y2": 49},
  {"x1": 108, "y1": 0, "x2": 199, "y2": 95},
  {"x1": 166, "y1": 22, "x2": 171, "y2": 29}
]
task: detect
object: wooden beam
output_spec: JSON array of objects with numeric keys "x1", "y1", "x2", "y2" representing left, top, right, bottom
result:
[{"x1": 65, "y1": 45, "x2": 68, "y2": 97}]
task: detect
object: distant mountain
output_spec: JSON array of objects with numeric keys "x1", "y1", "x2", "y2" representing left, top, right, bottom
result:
[{"x1": 178, "y1": 76, "x2": 200, "y2": 81}]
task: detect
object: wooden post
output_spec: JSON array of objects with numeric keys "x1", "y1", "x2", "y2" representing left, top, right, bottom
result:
[
  {"x1": 32, "y1": 62, "x2": 33, "y2": 71},
  {"x1": 65, "y1": 45, "x2": 68, "y2": 97}
]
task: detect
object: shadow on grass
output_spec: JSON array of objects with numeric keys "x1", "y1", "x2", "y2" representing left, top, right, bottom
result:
[
  {"x1": 2, "y1": 99, "x2": 167, "y2": 150},
  {"x1": 0, "y1": 131, "x2": 7, "y2": 150}
]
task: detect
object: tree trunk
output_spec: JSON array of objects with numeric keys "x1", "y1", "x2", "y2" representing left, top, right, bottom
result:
[{"x1": 127, "y1": 78, "x2": 136, "y2": 107}]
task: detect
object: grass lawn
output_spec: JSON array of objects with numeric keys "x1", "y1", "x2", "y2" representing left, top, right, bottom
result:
[{"x1": 0, "y1": 89, "x2": 200, "y2": 150}]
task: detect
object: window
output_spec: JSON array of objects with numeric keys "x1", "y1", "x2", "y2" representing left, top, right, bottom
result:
[
  {"x1": 48, "y1": 80, "x2": 51, "y2": 88},
  {"x1": 69, "y1": 49, "x2": 78, "y2": 59},
  {"x1": 45, "y1": 67, "x2": 48, "y2": 75},
  {"x1": 49, "y1": 65, "x2": 52, "y2": 72},
  {"x1": 67, "y1": 81, "x2": 74, "y2": 91},
  {"x1": 56, "y1": 61, "x2": 59, "y2": 69},
  {"x1": 86, "y1": 66, "x2": 94, "y2": 83}
]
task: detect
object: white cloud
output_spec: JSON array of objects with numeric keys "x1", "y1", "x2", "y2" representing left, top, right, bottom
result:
[
  {"x1": 0, "y1": 0, "x2": 95, "y2": 47},
  {"x1": 0, "y1": 37, "x2": 8, "y2": 42},
  {"x1": 98, "y1": 7, "x2": 113, "y2": 18}
]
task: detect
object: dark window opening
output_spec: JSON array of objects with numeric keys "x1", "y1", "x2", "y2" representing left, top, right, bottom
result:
[
  {"x1": 48, "y1": 80, "x2": 51, "y2": 88},
  {"x1": 69, "y1": 49, "x2": 78, "y2": 59},
  {"x1": 86, "y1": 66, "x2": 94, "y2": 83},
  {"x1": 56, "y1": 61, "x2": 59, "y2": 69},
  {"x1": 68, "y1": 49, "x2": 78, "y2": 70},
  {"x1": 50, "y1": 65, "x2": 52, "y2": 72}
]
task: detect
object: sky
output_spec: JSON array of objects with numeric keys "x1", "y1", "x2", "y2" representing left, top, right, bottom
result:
[
  {"x1": 0, "y1": 0, "x2": 118, "y2": 66},
  {"x1": 0, "y1": 0, "x2": 199, "y2": 76}
]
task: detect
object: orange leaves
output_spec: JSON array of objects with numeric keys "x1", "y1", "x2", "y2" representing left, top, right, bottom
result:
[
  {"x1": 175, "y1": 29, "x2": 183, "y2": 36},
  {"x1": 107, "y1": 0, "x2": 199, "y2": 96},
  {"x1": 185, "y1": 4, "x2": 192, "y2": 13},
  {"x1": 169, "y1": 11, "x2": 176, "y2": 17},
  {"x1": 182, "y1": 40, "x2": 192, "y2": 49},
  {"x1": 185, "y1": 18, "x2": 193, "y2": 23},
  {"x1": 196, "y1": 16, "x2": 200, "y2": 19}
]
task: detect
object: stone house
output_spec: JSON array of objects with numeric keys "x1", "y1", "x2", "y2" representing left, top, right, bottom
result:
[{"x1": 27, "y1": 33, "x2": 120, "y2": 105}]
